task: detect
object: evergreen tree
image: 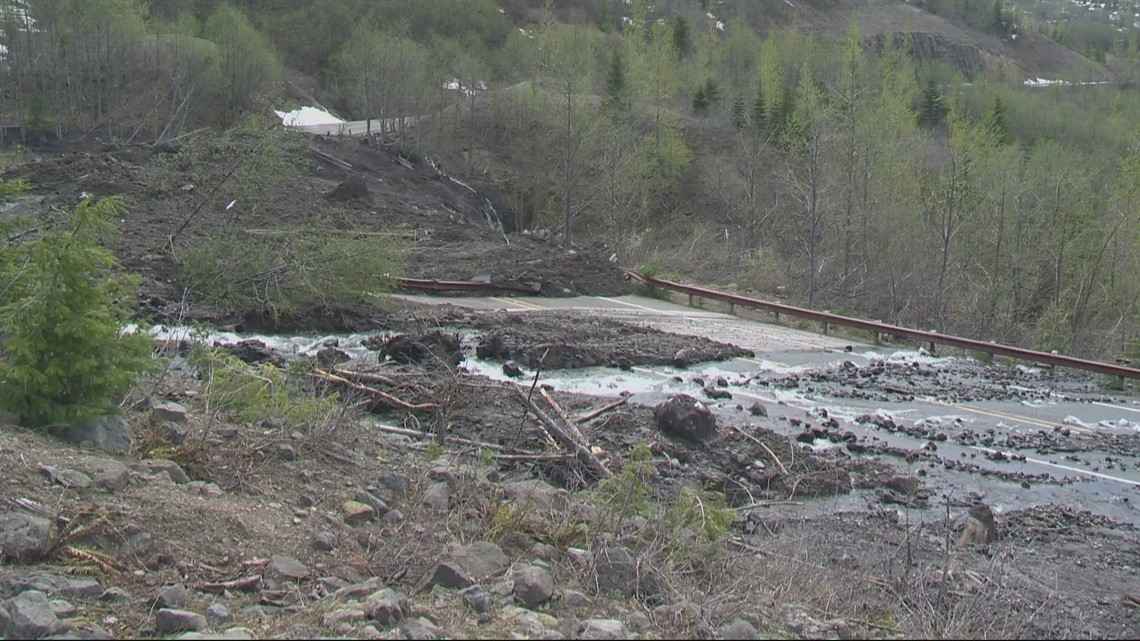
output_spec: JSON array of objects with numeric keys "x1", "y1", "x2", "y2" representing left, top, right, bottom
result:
[
  {"x1": 918, "y1": 79, "x2": 947, "y2": 128},
  {"x1": 986, "y1": 94, "x2": 1011, "y2": 145},
  {"x1": 753, "y1": 84, "x2": 767, "y2": 131},
  {"x1": 692, "y1": 85, "x2": 709, "y2": 116},
  {"x1": 604, "y1": 49, "x2": 630, "y2": 118},
  {"x1": 732, "y1": 93, "x2": 748, "y2": 129},
  {"x1": 672, "y1": 15, "x2": 693, "y2": 59},
  {"x1": 0, "y1": 196, "x2": 155, "y2": 427},
  {"x1": 703, "y1": 77, "x2": 721, "y2": 106}
]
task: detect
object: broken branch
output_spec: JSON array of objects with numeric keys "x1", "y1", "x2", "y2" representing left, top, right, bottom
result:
[
  {"x1": 729, "y1": 424, "x2": 790, "y2": 476},
  {"x1": 313, "y1": 369, "x2": 435, "y2": 412},
  {"x1": 577, "y1": 397, "x2": 628, "y2": 424},
  {"x1": 515, "y1": 385, "x2": 611, "y2": 479},
  {"x1": 195, "y1": 575, "x2": 261, "y2": 593}
]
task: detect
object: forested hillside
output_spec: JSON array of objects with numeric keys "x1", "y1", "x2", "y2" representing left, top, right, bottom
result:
[{"x1": 3, "y1": 0, "x2": 1140, "y2": 359}]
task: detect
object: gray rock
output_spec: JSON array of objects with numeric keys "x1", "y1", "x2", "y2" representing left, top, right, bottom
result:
[
  {"x1": 654, "y1": 600, "x2": 700, "y2": 626},
  {"x1": 274, "y1": 443, "x2": 297, "y2": 461},
  {"x1": 579, "y1": 619, "x2": 626, "y2": 640},
  {"x1": 205, "y1": 603, "x2": 231, "y2": 624},
  {"x1": 560, "y1": 589, "x2": 588, "y2": 607},
  {"x1": 594, "y1": 546, "x2": 661, "y2": 598},
  {"x1": 400, "y1": 617, "x2": 442, "y2": 640},
  {"x1": 343, "y1": 500, "x2": 375, "y2": 524},
  {"x1": 312, "y1": 531, "x2": 339, "y2": 552},
  {"x1": 176, "y1": 627, "x2": 254, "y2": 640},
  {"x1": 421, "y1": 482, "x2": 450, "y2": 513},
  {"x1": 354, "y1": 490, "x2": 391, "y2": 517},
  {"x1": 40, "y1": 465, "x2": 93, "y2": 489},
  {"x1": 364, "y1": 588, "x2": 409, "y2": 627},
  {"x1": 159, "y1": 421, "x2": 188, "y2": 445},
  {"x1": 74, "y1": 623, "x2": 114, "y2": 640},
  {"x1": 0, "y1": 574, "x2": 103, "y2": 600},
  {"x1": 322, "y1": 607, "x2": 366, "y2": 628},
  {"x1": 99, "y1": 587, "x2": 129, "y2": 602},
  {"x1": 2, "y1": 590, "x2": 63, "y2": 639},
  {"x1": 654, "y1": 394, "x2": 717, "y2": 441},
  {"x1": 333, "y1": 577, "x2": 380, "y2": 600},
  {"x1": 318, "y1": 576, "x2": 349, "y2": 594},
  {"x1": 156, "y1": 608, "x2": 207, "y2": 633},
  {"x1": 720, "y1": 618, "x2": 759, "y2": 640},
  {"x1": 460, "y1": 586, "x2": 490, "y2": 614},
  {"x1": 48, "y1": 598, "x2": 77, "y2": 618},
  {"x1": 66, "y1": 415, "x2": 132, "y2": 454},
  {"x1": 530, "y1": 542, "x2": 558, "y2": 561},
  {"x1": 512, "y1": 565, "x2": 554, "y2": 609},
  {"x1": 154, "y1": 583, "x2": 193, "y2": 609},
  {"x1": 268, "y1": 555, "x2": 309, "y2": 581},
  {"x1": 627, "y1": 611, "x2": 652, "y2": 631},
  {"x1": 498, "y1": 480, "x2": 570, "y2": 513},
  {"x1": 0, "y1": 513, "x2": 52, "y2": 561},
  {"x1": 131, "y1": 459, "x2": 190, "y2": 484},
  {"x1": 379, "y1": 473, "x2": 411, "y2": 497},
  {"x1": 417, "y1": 561, "x2": 473, "y2": 591},
  {"x1": 748, "y1": 402, "x2": 768, "y2": 417},
  {"x1": 88, "y1": 459, "x2": 130, "y2": 492},
  {"x1": 150, "y1": 401, "x2": 188, "y2": 425},
  {"x1": 450, "y1": 541, "x2": 509, "y2": 581},
  {"x1": 240, "y1": 606, "x2": 270, "y2": 622}
]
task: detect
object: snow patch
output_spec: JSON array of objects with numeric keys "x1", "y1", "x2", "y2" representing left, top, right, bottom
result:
[{"x1": 274, "y1": 106, "x2": 344, "y2": 127}]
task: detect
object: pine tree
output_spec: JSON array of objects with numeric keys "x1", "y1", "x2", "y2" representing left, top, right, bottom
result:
[
  {"x1": 692, "y1": 85, "x2": 709, "y2": 116},
  {"x1": 732, "y1": 93, "x2": 748, "y2": 129},
  {"x1": 604, "y1": 49, "x2": 630, "y2": 118},
  {"x1": 918, "y1": 79, "x2": 947, "y2": 128},
  {"x1": 672, "y1": 15, "x2": 693, "y2": 59},
  {"x1": 703, "y1": 77, "x2": 721, "y2": 106},
  {"x1": 0, "y1": 196, "x2": 155, "y2": 427},
  {"x1": 986, "y1": 94, "x2": 1011, "y2": 145},
  {"x1": 753, "y1": 85, "x2": 767, "y2": 131}
]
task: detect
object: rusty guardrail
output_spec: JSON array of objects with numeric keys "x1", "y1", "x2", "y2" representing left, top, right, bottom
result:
[
  {"x1": 623, "y1": 268, "x2": 1140, "y2": 380},
  {"x1": 398, "y1": 277, "x2": 541, "y2": 295}
]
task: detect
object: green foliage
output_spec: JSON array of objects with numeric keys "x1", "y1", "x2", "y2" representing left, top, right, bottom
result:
[
  {"x1": 178, "y1": 221, "x2": 405, "y2": 317},
  {"x1": 985, "y1": 94, "x2": 1011, "y2": 145},
  {"x1": 672, "y1": 15, "x2": 693, "y2": 59},
  {"x1": 0, "y1": 197, "x2": 156, "y2": 427},
  {"x1": 187, "y1": 345, "x2": 340, "y2": 424},
  {"x1": 0, "y1": 178, "x2": 29, "y2": 202},
  {"x1": 731, "y1": 93, "x2": 748, "y2": 129},
  {"x1": 203, "y1": 2, "x2": 282, "y2": 126},
  {"x1": 692, "y1": 86, "x2": 709, "y2": 117},
  {"x1": 666, "y1": 486, "x2": 736, "y2": 543},
  {"x1": 919, "y1": 79, "x2": 948, "y2": 128},
  {"x1": 604, "y1": 49, "x2": 631, "y2": 119}
]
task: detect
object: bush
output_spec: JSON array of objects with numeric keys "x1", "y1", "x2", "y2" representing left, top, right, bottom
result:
[{"x1": 0, "y1": 196, "x2": 155, "y2": 427}]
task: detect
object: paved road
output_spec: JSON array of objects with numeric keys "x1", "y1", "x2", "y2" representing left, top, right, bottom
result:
[{"x1": 396, "y1": 293, "x2": 1140, "y2": 522}]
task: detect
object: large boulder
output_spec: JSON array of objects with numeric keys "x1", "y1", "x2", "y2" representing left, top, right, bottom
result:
[
  {"x1": 63, "y1": 415, "x2": 132, "y2": 454},
  {"x1": 1, "y1": 590, "x2": 63, "y2": 639},
  {"x1": 0, "y1": 514, "x2": 52, "y2": 562},
  {"x1": 653, "y1": 394, "x2": 717, "y2": 441}
]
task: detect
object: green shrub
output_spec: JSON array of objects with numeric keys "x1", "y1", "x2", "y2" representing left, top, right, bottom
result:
[{"x1": 0, "y1": 196, "x2": 156, "y2": 427}]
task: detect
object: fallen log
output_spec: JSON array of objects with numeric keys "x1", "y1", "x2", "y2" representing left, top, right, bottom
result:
[
  {"x1": 331, "y1": 367, "x2": 403, "y2": 388},
  {"x1": 577, "y1": 397, "x2": 628, "y2": 424},
  {"x1": 195, "y1": 575, "x2": 261, "y2": 593},
  {"x1": 515, "y1": 385, "x2": 611, "y2": 479},
  {"x1": 313, "y1": 368, "x2": 435, "y2": 412},
  {"x1": 539, "y1": 388, "x2": 589, "y2": 446},
  {"x1": 374, "y1": 422, "x2": 528, "y2": 454}
]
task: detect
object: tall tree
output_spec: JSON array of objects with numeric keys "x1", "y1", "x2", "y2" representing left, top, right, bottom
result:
[{"x1": 203, "y1": 2, "x2": 281, "y2": 127}]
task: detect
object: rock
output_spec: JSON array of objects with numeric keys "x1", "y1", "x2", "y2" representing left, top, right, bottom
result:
[
  {"x1": 703, "y1": 386, "x2": 732, "y2": 401},
  {"x1": 2, "y1": 590, "x2": 63, "y2": 639},
  {"x1": 594, "y1": 546, "x2": 661, "y2": 599},
  {"x1": 150, "y1": 401, "x2": 188, "y2": 426},
  {"x1": 748, "y1": 402, "x2": 768, "y2": 417},
  {"x1": 274, "y1": 443, "x2": 297, "y2": 461},
  {"x1": 48, "y1": 598, "x2": 76, "y2": 618},
  {"x1": 333, "y1": 578, "x2": 380, "y2": 600},
  {"x1": 343, "y1": 500, "x2": 376, "y2": 525},
  {"x1": 0, "y1": 513, "x2": 52, "y2": 561},
  {"x1": 460, "y1": 586, "x2": 490, "y2": 614},
  {"x1": 0, "y1": 574, "x2": 103, "y2": 600},
  {"x1": 0, "y1": 408, "x2": 19, "y2": 426},
  {"x1": 400, "y1": 617, "x2": 442, "y2": 640},
  {"x1": 205, "y1": 603, "x2": 232, "y2": 624},
  {"x1": 579, "y1": 618, "x2": 626, "y2": 640},
  {"x1": 498, "y1": 480, "x2": 570, "y2": 513},
  {"x1": 560, "y1": 590, "x2": 588, "y2": 607},
  {"x1": 240, "y1": 606, "x2": 270, "y2": 622},
  {"x1": 326, "y1": 176, "x2": 372, "y2": 203},
  {"x1": 218, "y1": 339, "x2": 285, "y2": 367},
  {"x1": 269, "y1": 555, "x2": 309, "y2": 581},
  {"x1": 99, "y1": 587, "x2": 129, "y2": 602},
  {"x1": 885, "y1": 475, "x2": 921, "y2": 495},
  {"x1": 502, "y1": 361, "x2": 524, "y2": 378},
  {"x1": 154, "y1": 584, "x2": 193, "y2": 609},
  {"x1": 450, "y1": 542, "x2": 510, "y2": 580},
  {"x1": 88, "y1": 459, "x2": 131, "y2": 492},
  {"x1": 379, "y1": 473, "x2": 412, "y2": 496},
  {"x1": 65, "y1": 415, "x2": 132, "y2": 454},
  {"x1": 156, "y1": 609, "x2": 207, "y2": 634},
  {"x1": 176, "y1": 628, "x2": 255, "y2": 641},
  {"x1": 159, "y1": 421, "x2": 189, "y2": 446},
  {"x1": 314, "y1": 347, "x2": 351, "y2": 369},
  {"x1": 364, "y1": 589, "x2": 409, "y2": 627},
  {"x1": 654, "y1": 394, "x2": 717, "y2": 441},
  {"x1": 421, "y1": 482, "x2": 450, "y2": 513},
  {"x1": 530, "y1": 542, "x2": 558, "y2": 561},
  {"x1": 417, "y1": 562, "x2": 473, "y2": 591},
  {"x1": 672, "y1": 348, "x2": 696, "y2": 367},
  {"x1": 131, "y1": 459, "x2": 190, "y2": 484},
  {"x1": 720, "y1": 618, "x2": 759, "y2": 640},
  {"x1": 40, "y1": 465, "x2": 93, "y2": 489},
  {"x1": 957, "y1": 503, "x2": 999, "y2": 548},
  {"x1": 512, "y1": 564, "x2": 554, "y2": 609},
  {"x1": 75, "y1": 623, "x2": 114, "y2": 640},
  {"x1": 626, "y1": 611, "x2": 652, "y2": 631},
  {"x1": 312, "y1": 531, "x2": 339, "y2": 552},
  {"x1": 323, "y1": 608, "x2": 366, "y2": 628},
  {"x1": 354, "y1": 490, "x2": 391, "y2": 517},
  {"x1": 653, "y1": 600, "x2": 700, "y2": 626}
]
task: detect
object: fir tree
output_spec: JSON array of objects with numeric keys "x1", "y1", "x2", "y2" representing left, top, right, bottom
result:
[
  {"x1": 604, "y1": 49, "x2": 630, "y2": 118},
  {"x1": 986, "y1": 94, "x2": 1011, "y2": 145},
  {"x1": 918, "y1": 79, "x2": 947, "y2": 128},
  {"x1": 673, "y1": 15, "x2": 693, "y2": 59},
  {"x1": 692, "y1": 85, "x2": 709, "y2": 116},
  {"x1": 731, "y1": 93, "x2": 748, "y2": 129}
]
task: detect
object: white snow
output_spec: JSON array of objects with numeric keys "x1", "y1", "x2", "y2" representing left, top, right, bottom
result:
[{"x1": 274, "y1": 106, "x2": 343, "y2": 127}]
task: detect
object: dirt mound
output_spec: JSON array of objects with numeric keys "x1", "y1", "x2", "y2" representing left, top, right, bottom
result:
[{"x1": 325, "y1": 176, "x2": 371, "y2": 203}]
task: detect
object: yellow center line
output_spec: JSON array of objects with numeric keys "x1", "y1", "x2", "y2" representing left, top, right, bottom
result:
[
  {"x1": 488, "y1": 296, "x2": 544, "y2": 310},
  {"x1": 927, "y1": 399, "x2": 1090, "y2": 434}
]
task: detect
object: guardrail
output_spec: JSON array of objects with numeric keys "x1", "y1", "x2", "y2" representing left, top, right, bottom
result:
[{"x1": 623, "y1": 268, "x2": 1140, "y2": 380}]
